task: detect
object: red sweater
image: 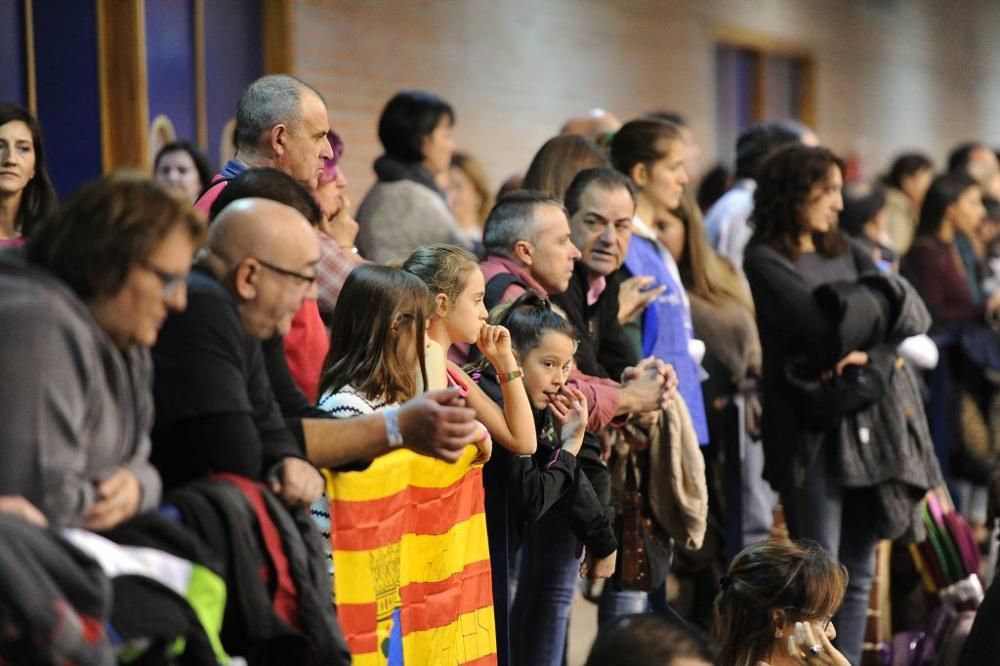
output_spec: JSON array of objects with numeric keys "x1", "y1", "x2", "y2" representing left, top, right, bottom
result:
[{"x1": 284, "y1": 299, "x2": 329, "y2": 403}]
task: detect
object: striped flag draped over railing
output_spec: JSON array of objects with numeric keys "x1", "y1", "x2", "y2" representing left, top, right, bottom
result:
[{"x1": 323, "y1": 445, "x2": 497, "y2": 665}]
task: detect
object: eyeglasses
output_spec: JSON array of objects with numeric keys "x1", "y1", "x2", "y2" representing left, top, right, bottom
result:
[
  {"x1": 783, "y1": 607, "x2": 833, "y2": 631},
  {"x1": 140, "y1": 260, "x2": 187, "y2": 299},
  {"x1": 256, "y1": 258, "x2": 317, "y2": 287}
]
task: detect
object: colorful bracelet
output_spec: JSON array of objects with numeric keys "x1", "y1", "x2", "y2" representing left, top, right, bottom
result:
[{"x1": 497, "y1": 368, "x2": 524, "y2": 384}]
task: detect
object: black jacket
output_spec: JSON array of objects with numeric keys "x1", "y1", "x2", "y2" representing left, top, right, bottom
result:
[
  {"x1": 152, "y1": 267, "x2": 305, "y2": 490},
  {"x1": 744, "y1": 242, "x2": 881, "y2": 491},
  {"x1": 477, "y1": 370, "x2": 618, "y2": 558},
  {"x1": 551, "y1": 262, "x2": 638, "y2": 382},
  {"x1": 0, "y1": 515, "x2": 114, "y2": 665},
  {"x1": 167, "y1": 477, "x2": 351, "y2": 666}
]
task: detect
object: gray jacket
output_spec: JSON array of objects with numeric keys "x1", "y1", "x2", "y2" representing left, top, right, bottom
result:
[
  {"x1": 835, "y1": 273, "x2": 944, "y2": 541},
  {"x1": 0, "y1": 248, "x2": 161, "y2": 525},
  {"x1": 356, "y1": 179, "x2": 470, "y2": 264}
]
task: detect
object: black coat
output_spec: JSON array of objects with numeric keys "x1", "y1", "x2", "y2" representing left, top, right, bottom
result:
[
  {"x1": 476, "y1": 369, "x2": 617, "y2": 559},
  {"x1": 743, "y1": 242, "x2": 883, "y2": 492},
  {"x1": 167, "y1": 477, "x2": 351, "y2": 666}
]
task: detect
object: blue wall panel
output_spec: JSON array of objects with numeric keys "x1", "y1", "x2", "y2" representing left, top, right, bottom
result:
[
  {"x1": 0, "y1": 0, "x2": 27, "y2": 106},
  {"x1": 33, "y1": 0, "x2": 101, "y2": 198},
  {"x1": 204, "y1": 0, "x2": 262, "y2": 169},
  {"x1": 146, "y1": 0, "x2": 197, "y2": 146}
]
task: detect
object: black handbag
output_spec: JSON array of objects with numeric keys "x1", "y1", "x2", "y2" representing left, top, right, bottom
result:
[{"x1": 782, "y1": 359, "x2": 886, "y2": 430}]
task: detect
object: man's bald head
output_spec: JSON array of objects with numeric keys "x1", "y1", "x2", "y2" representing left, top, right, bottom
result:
[
  {"x1": 207, "y1": 198, "x2": 320, "y2": 339},
  {"x1": 209, "y1": 198, "x2": 317, "y2": 268},
  {"x1": 560, "y1": 109, "x2": 622, "y2": 142}
]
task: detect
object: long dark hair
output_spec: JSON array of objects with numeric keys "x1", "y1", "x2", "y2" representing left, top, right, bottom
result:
[
  {"x1": 914, "y1": 171, "x2": 978, "y2": 239},
  {"x1": 714, "y1": 539, "x2": 847, "y2": 666},
  {"x1": 750, "y1": 144, "x2": 847, "y2": 260},
  {"x1": 467, "y1": 290, "x2": 577, "y2": 377},
  {"x1": 320, "y1": 264, "x2": 431, "y2": 404},
  {"x1": 609, "y1": 118, "x2": 683, "y2": 179},
  {"x1": 154, "y1": 140, "x2": 214, "y2": 193},
  {"x1": 0, "y1": 103, "x2": 57, "y2": 237},
  {"x1": 884, "y1": 152, "x2": 932, "y2": 190},
  {"x1": 492, "y1": 291, "x2": 577, "y2": 360},
  {"x1": 378, "y1": 90, "x2": 454, "y2": 164}
]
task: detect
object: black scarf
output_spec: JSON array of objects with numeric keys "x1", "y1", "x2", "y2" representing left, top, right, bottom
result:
[{"x1": 372, "y1": 154, "x2": 446, "y2": 200}]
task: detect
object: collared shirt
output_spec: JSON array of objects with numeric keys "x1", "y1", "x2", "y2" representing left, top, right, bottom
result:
[
  {"x1": 703, "y1": 179, "x2": 756, "y2": 270},
  {"x1": 586, "y1": 275, "x2": 607, "y2": 306},
  {"x1": 194, "y1": 160, "x2": 248, "y2": 216},
  {"x1": 315, "y1": 231, "x2": 359, "y2": 317}
]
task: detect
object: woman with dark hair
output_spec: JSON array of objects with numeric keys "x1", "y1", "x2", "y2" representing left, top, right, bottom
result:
[
  {"x1": 839, "y1": 182, "x2": 896, "y2": 271},
  {"x1": 904, "y1": 172, "x2": 997, "y2": 529},
  {"x1": 356, "y1": 90, "x2": 469, "y2": 262},
  {"x1": 904, "y1": 171, "x2": 995, "y2": 324},
  {"x1": 610, "y1": 119, "x2": 708, "y2": 446},
  {"x1": 714, "y1": 539, "x2": 850, "y2": 666},
  {"x1": 523, "y1": 134, "x2": 609, "y2": 201},
  {"x1": 603, "y1": 119, "x2": 710, "y2": 622},
  {"x1": 0, "y1": 103, "x2": 57, "y2": 240},
  {"x1": 154, "y1": 140, "x2": 213, "y2": 203},
  {"x1": 0, "y1": 176, "x2": 203, "y2": 528},
  {"x1": 742, "y1": 144, "x2": 885, "y2": 665},
  {"x1": 883, "y1": 152, "x2": 933, "y2": 254}
]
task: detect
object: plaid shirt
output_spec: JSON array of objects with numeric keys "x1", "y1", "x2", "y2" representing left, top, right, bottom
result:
[{"x1": 315, "y1": 231, "x2": 359, "y2": 317}]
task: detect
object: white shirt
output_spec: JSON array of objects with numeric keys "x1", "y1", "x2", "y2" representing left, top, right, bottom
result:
[{"x1": 703, "y1": 179, "x2": 756, "y2": 270}]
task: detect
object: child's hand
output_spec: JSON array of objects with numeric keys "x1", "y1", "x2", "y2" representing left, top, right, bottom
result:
[
  {"x1": 472, "y1": 424, "x2": 492, "y2": 465},
  {"x1": 477, "y1": 324, "x2": 516, "y2": 370},
  {"x1": 549, "y1": 387, "x2": 588, "y2": 456}
]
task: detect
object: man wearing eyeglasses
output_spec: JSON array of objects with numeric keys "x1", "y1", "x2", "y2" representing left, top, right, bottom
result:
[{"x1": 151, "y1": 198, "x2": 480, "y2": 506}]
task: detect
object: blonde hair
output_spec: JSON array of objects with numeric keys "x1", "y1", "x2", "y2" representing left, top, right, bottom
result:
[
  {"x1": 452, "y1": 152, "x2": 494, "y2": 226},
  {"x1": 401, "y1": 243, "x2": 479, "y2": 306}
]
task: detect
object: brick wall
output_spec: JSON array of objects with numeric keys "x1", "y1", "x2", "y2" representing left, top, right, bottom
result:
[{"x1": 291, "y1": 0, "x2": 1000, "y2": 205}]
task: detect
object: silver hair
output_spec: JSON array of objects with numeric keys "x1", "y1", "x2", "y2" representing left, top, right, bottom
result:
[
  {"x1": 234, "y1": 74, "x2": 326, "y2": 152},
  {"x1": 482, "y1": 190, "x2": 566, "y2": 258}
]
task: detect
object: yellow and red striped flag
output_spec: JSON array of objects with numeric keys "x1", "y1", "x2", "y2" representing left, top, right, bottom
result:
[{"x1": 324, "y1": 445, "x2": 497, "y2": 665}]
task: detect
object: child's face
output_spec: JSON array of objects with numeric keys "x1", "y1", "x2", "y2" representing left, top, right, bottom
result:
[
  {"x1": 520, "y1": 331, "x2": 575, "y2": 410},
  {"x1": 445, "y1": 267, "x2": 488, "y2": 345}
]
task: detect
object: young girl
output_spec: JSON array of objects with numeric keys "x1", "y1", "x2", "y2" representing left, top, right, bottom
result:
[
  {"x1": 473, "y1": 292, "x2": 617, "y2": 666},
  {"x1": 311, "y1": 263, "x2": 444, "y2": 579},
  {"x1": 317, "y1": 263, "x2": 431, "y2": 416},
  {"x1": 401, "y1": 244, "x2": 537, "y2": 456}
]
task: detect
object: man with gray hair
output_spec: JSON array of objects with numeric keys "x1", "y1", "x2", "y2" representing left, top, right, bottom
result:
[
  {"x1": 195, "y1": 74, "x2": 334, "y2": 214},
  {"x1": 478, "y1": 190, "x2": 669, "y2": 433},
  {"x1": 480, "y1": 189, "x2": 581, "y2": 305}
]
